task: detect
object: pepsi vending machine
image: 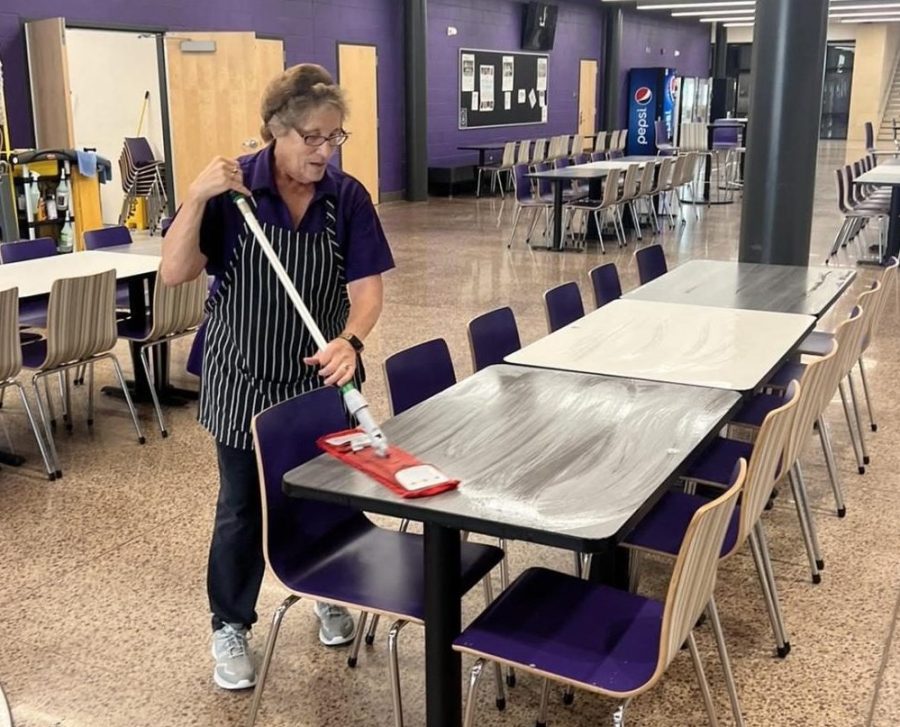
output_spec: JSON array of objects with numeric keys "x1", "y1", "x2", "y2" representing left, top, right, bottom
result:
[{"x1": 626, "y1": 67, "x2": 678, "y2": 156}]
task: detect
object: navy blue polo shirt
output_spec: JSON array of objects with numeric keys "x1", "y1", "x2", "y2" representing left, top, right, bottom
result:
[{"x1": 197, "y1": 144, "x2": 394, "y2": 282}]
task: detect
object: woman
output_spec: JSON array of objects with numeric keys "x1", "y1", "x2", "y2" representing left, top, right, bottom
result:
[{"x1": 161, "y1": 64, "x2": 394, "y2": 691}]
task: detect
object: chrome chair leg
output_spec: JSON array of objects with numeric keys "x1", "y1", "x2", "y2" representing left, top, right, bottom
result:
[
  {"x1": 63, "y1": 369, "x2": 72, "y2": 432},
  {"x1": 463, "y1": 659, "x2": 486, "y2": 727},
  {"x1": 846, "y1": 372, "x2": 870, "y2": 465},
  {"x1": 787, "y1": 466, "x2": 822, "y2": 583},
  {"x1": 818, "y1": 417, "x2": 846, "y2": 518},
  {"x1": 347, "y1": 611, "x2": 368, "y2": 668},
  {"x1": 857, "y1": 358, "x2": 877, "y2": 432},
  {"x1": 838, "y1": 380, "x2": 865, "y2": 474},
  {"x1": 141, "y1": 343, "x2": 169, "y2": 437},
  {"x1": 687, "y1": 632, "x2": 720, "y2": 727},
  {"x1": 87, "y1": 363, "x2": 95, "y2": 427},
  {"x1": 749, "y1": 523, "x2": 790, "y2": 657},
  {"x1": 109, "y1": 355, "x2": 146, "y2": 445},
  {"x1": 794, "y1": 463, "x2": 824, "y2": 563},
  {"x1": 43, "y1": 376, "x2": 56, "y2": 428},
  {"x1": 508, "y1": 206, "x2": 523, "y2": 248},
  {"x1": 13, "y1": 382, "x2": 55, "y2": 480},
  {"x1": 32, "y1": 374, "x2": 61, "y2": 478},
  {"x1": 246, "y1": 594, "x2": 300, "y2": 727},
  {"x1": 388, "y1": 620, "x2": 407, "y2": 727},
  {"x1": 707, "y1": 597, "x2": 745, "y2": 727},
  {"x1": 536, "y1": 678, "x2": 551, "y2": 727}
]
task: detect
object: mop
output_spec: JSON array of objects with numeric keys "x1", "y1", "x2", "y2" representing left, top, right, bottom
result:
[{"x1": 230, "y1": 193, "x2": 458, "y2": 498}]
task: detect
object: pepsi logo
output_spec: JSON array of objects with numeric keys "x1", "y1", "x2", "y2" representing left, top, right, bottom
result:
[{"x1": 634, "y1": 87, "x2": 653, "y2": 105}]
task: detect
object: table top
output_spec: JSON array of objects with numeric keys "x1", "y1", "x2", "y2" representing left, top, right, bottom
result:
[
  {"x1": 856, "y1": 158, "x2": 900, "y2": 185},
  {"x1": 0, "y1": 250, "x2": 160, "y2": 298},
  {"x1": 283, "y1": 365, "x2": 741, "y2": 551},
  {"x1": 506, "y1": 299, "x2": 815, "y2": 391},
  {"x1": 527, "y1": 156, "x2": 658, "y2": 180},
  {"x1": 624, "y1": 260, "x2": 856, "y2": 318},
  {"x1": 104, "y1": 238, "x2": 164, "y2": 257}
]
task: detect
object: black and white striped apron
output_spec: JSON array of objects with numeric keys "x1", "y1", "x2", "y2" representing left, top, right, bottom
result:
[{"x1": 200, "y1": 199, "x2": 360, "y2": 450}]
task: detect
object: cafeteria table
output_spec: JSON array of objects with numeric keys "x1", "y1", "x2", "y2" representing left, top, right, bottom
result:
[{"x1": 853, "y1": 158, "x2": 900, "y2": 264}]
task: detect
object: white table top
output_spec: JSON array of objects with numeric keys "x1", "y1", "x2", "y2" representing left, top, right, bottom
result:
[
  {"x1": 104, "y1": 238, "x2": 164, "y2": 257},
  {"x1": 855, "y1": 159, "x2": 900, "y2": 185},
  {"x1": 505, "y1": 299, "x2": 815, "y2": 391},
  {"x1": 0, "y1": 251, "x2": 161, "y2": 298}
]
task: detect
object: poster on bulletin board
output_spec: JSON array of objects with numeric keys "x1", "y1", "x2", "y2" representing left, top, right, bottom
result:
[{"x1": 459, "y1": 48, "x2": 548, "y2": 129}]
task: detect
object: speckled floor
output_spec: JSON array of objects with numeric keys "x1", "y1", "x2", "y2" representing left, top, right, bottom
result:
[{"x1": 1, "y1": 140, "x2": 898, "y2": 726}]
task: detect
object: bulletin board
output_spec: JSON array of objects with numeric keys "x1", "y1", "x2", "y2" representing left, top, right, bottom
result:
[{"x1": 458, "y1": 48, "x2": 549, "y2": 130}]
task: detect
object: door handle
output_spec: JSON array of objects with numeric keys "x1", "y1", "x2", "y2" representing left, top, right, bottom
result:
[{"x1": 242, "y1": 138, "x2": 259, "y2": 149}]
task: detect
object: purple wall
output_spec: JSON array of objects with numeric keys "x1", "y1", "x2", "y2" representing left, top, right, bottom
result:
[
  {"x1": 427, "y1": 0, "x2": 605, "y2": 167},
  {"x1": 617, "y1": 9, "x2": 711, "y2": 126},
  {"x1": 0, "y1": 0, "x2": 406, "y2": 193}
]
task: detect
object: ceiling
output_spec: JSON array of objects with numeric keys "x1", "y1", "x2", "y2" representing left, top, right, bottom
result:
[{"x1": 601, "y1": 0, "x2": 900, "y2": 27}]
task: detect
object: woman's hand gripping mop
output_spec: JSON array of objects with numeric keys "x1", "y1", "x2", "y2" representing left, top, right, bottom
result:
[{"x1": 230, "y1": 193, "x2": 458, "y2": 497}]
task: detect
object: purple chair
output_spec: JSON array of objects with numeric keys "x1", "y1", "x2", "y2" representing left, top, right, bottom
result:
[
  {"x1": 83, "y1": 226, "x2": 136, "y2": 310},
  {"x1": 635, "y1": 244, "x2": 668, "y2": 285},
  {"x1": 508, "y1": 164, "x2": 552, "y2": 249},
  {"x1": 588, "y1": 263, "x2": 622, "y2": 309},
  {"x1": 247, "y1": 386, "x2": 505, "y2": 726},
  {"x1": 383, "y1": 338, "x2": 455, "y2": 416},
  {"x1": 0, "y1": 237, "x2": 57, "y2": 330},
  {"x1": 590, "y1": 151, "x2": 607, "y2": 162},
  {"x1": 543, "y1": 281, "x2": 585, "y2": 333},
  {"x1": 467, "y1": 307, "x2": 521, "y2": 372},
  {"x1": 453, "y1": 460, "x2": 745, "y2": 727}
]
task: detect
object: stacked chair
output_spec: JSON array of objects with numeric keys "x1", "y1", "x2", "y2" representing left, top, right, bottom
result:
[{"x1": 118, "y1": 137, "x2": 168, "y2": 235}]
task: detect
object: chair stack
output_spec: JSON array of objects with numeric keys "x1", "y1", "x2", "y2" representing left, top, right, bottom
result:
[{"x1": 118, "y1": 137, "x2": 168, "y2": 234}]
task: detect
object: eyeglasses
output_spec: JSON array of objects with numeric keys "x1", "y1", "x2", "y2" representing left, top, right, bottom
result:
[{"x1": 299, "y1": 130, "x2": 350, "y2": 148}]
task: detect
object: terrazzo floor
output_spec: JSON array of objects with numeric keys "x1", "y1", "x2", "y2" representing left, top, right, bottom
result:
[{"x1": 1, "y1": 140, "x2": 898, "y2": 726}]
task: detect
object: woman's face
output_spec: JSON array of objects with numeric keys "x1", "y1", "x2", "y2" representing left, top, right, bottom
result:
[{"x1": 273, "y1": 105, "x2": 345, "y2": 186}]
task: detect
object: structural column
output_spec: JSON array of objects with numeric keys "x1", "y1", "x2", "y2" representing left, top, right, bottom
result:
[
  {"x1": 405, "y1": 0, "x2": 428, "y2": 201},
  {"x1": 738, "y1": 0, "x2": 829, "y2": 266},
  {"x1": 602, "y1": 7, "x2": 623, "y2": 131},
  {"x1": 713, "y1": 23, "x2": 727, "y2": 78}
]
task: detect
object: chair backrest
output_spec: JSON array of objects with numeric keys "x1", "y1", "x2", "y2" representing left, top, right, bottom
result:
[
  {"x1": 732, "y1": 383, "x2": 802, "y2": 551},
  {"x1": 848, "y1": 283, "x2": 881, "y2": 362},
  {"x1": 501, "y1": 141, "x2": 517, "y2": 167},
  {"x1": 832, "y1": 306, "x2": 866, "y2": 382},
  {"x1": 618, "y1": 129, "x2": 628, "y2": 150},
  {"x1": 572, "y1": 134, "x2": 585, "y2": 156},
  {"x1": 83, "y1": 225, "x2": 133, "y2": 250},
  {"x1": 589, "y1": 263, "x2": 622, "y2": 308},
  {"x1": 383, "y1": 338, "x2": 456, "y2": 416},
  {"x1": 595, "y1": 131, "x2": 608, "y2": 153},
  {"x1": 543, "y1": 281, "x2": 585, "y2": 333},
  {"x1": 656, "y1": 458, "x2": 745, "y2": 676},
  {"x1": 601, "y1": 168, "x2": 622, "y2": 208},
  {"x1": 517, "y1": 140, "x2": 532, "y2": 164},
  {"x1": 635, "y1": 244, "x2": 668, "y2": 285},
  {"x1": 835, "y1": 168, "x2": 850, "y2": 215},
  {"x1": 0, "y1": 287, "x2": 22, "y2": 382},
  {"x1": 42, "y1": 269, "x2": 118, "y2": 369},
  {"x1": 620, "y1": 163, "x2": 640, "y2": 200},
  {"x1": 534, "y1": 162, "x2": 553, "y2": 198},
  {"x1": 0, "y1": 237, "x2": 57, "y2": 264},
  {"x1": 124, "y1": 137, "x2": 157, "y2": 167},
  {"x1": 251, "y1": 387, "x2": 371, "y2": 585},
  {"x1": 533, "y1": 138, "x2": 547, "y2": 162},
  {"x1": 638, "y1": 159, "x2": 656, "y2": 195},
  {"x1": 514, "y1": 164, "x2": 535, "y2": 203},
  {"x1": 667, "y1": 155, "x2": 687, "y2": 190},
  {"x1": 865, "y1": 121, "x2": 875, "y2": 152},
  {"x1": 711, "y1": 125, "x2": 739, "y2": 148},
  {"x1": 865, "y1": 257, "x2": 899, "y2": 346},
  {"x1": 654, "y1": 119, "x2": 669, "y2": 146},
  {"x1": 467, "y1": 306, "x2": 522, "y2": 372},
  {"x1": 147, "y1": 265, "x2": 208, "y2": 340},
  {"x1": 785, "y1": 341, "x2": 840, "y2": 468}
]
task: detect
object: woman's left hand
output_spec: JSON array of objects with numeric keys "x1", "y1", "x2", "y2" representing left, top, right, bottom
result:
[{"x1": 304, "y1": 338, "x2": 357, "y2": 387}]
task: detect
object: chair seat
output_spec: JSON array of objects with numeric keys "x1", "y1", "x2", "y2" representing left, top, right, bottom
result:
[
  {"x1": 624, "y1": 491, "x2": 740, "y2": 558},
  {"x1": 765, "y1": 360, "x2": 807, "y2": 390},
  {"x1": 731, "y1": 392, "x2": 786, "y2": 428},
  {"x1": 20, "y1": 339, "x2": 48, "y2": 369},
  {"x1": 117, "y1": 316, "x2": 154, "y2": 341},
  {"x1": 19, "y1": 299, "x2": 48, "y2": 328},
  {"x1": 116, "y1": 283, "x2": 132, "y2": 309},
  {"x1": 797, "y1": 330, "x2": 834, "y2": 356},
  {"x1": 454, "y1": 567, "x2": 662, "y2": 694},
  {"x1": 275, "y1": 526, "x2": 503, "y2": 623},
  {"x1": 684, "y1": 438, "x2": 754, "y2": 485}
]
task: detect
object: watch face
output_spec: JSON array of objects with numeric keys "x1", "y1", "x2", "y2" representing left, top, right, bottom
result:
[{"x1": 346, "y1": 335, "x2": 364, "y2": 352}]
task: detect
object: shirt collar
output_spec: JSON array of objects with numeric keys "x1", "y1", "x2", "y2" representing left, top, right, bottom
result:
[{"x1": 249, "y1": 143, "x2": 339, "y2": 202}]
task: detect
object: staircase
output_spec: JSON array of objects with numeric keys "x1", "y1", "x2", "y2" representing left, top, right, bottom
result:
[{"x1": 879, "y1": 60, "x2": 900, "y2": 142}]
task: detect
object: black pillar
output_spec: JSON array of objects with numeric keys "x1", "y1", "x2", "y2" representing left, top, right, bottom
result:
[
  {"x1": 405, "y1": 0, "x2": 428, "y2": 201},
  {"x1": 713, "y1": 23, "x2": 727, "y2": 78},
  {"x1": 738, "y1": 0, "x2": 829, "y2": 266},
  {"x1": 602, "y1": 7, "x2": 623, "y2": 131}
]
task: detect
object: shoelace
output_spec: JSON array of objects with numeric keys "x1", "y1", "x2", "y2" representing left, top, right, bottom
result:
[
  {"x1": 319, "y1": 604, "x2": 346, "y2": 622},
  {"x1": 217, "y1": 624, "x2": 251, "y2": 659}
]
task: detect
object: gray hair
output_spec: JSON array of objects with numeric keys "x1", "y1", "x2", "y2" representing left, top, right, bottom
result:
[{"x1": 260, "y1": 63, "x2": 348, "y2": 142}]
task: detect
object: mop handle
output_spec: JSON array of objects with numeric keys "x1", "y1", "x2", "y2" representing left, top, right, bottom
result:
[
  {"x1": 230, "y1": 192, "x2": 389, "y2": 457},
  {"x1": 231, "y1": 193, "x2": 329, "y2": 351},
  {"x1": 135, "y1": 91, "x2": 150, "y2": 137}
]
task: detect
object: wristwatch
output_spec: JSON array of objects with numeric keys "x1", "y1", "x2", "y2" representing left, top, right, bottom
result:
[{"x1": 340, "y1": 333, "x2": 365, "y2": 353}]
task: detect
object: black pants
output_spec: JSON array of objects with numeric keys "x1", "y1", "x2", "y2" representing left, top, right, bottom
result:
[{"x1": 208, "y1": 442, "x2": 265, "y2": 631}]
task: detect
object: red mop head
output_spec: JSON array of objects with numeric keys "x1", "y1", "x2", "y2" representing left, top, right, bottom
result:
[{"x1": 317, "y1": 429, "x2": 459, "y2": 499}]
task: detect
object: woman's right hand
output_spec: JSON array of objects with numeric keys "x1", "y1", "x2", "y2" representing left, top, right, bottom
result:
[{"x1": 186, "y1": 156, "x2": 252, "y2": 204}]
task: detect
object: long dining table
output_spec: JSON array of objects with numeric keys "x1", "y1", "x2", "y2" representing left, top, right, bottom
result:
[{"x1": 283, "y1": 364, "x2": 741, "y2": 727}]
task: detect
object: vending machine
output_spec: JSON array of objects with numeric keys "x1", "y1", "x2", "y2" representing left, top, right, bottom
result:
[{"x1": 626, "y1": 67, "x2": 677, "y2": 156}]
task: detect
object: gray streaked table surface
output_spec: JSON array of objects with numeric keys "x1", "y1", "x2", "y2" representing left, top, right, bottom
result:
[{"x1": 624, "y1": 259, "x2": 856, "y2": 318}]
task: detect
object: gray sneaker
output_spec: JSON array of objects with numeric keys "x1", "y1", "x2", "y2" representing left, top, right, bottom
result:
[
  {"x1": 211, "y1": 623, "x2": 256, "y2": 690},
  {"x1": 314, "y1": 602, "x2": 356, "y2": 646}
]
